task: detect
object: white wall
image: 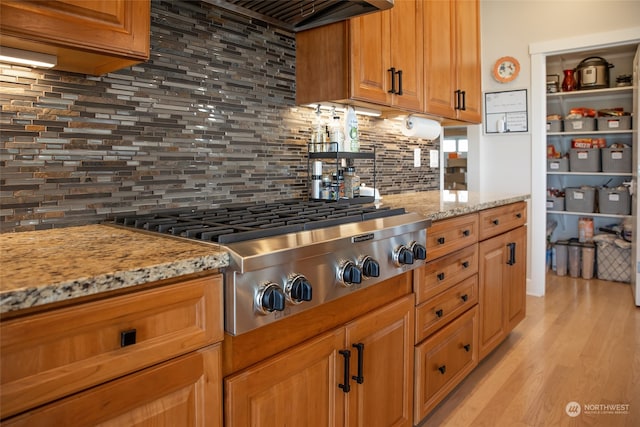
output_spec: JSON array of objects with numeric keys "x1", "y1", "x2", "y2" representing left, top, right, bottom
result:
[{"x1": 477, "y1": 0, "x2": 640, "y2": 294}]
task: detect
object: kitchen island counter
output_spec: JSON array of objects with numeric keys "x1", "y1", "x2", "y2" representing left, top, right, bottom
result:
[
  {"x1": 379, "y1": 190, "x2": 529, "y2": 220},
  {"x1": 0, "y1": 224, "x2": 228, "y2": 315}
]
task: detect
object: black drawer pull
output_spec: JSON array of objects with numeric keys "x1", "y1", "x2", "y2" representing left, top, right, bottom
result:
[
  {"x1": 338, "y1": 349, "x2": 351, "y2": 393},
  {"x1": 435, "y1": 309, "x2": 444, "y2": 318},
  {"x1": 516, "y1": 213, "x2": 522, "y2": 219},
  {"x1": 120, "y1": 329, "x2": 137, "y2": 347},
  {"x1": 461, "y1": 294, "x2": 468, "y2": 302},
  {"x1": 437, "y1": 272, "x2": 445, "y2": 281},
  {"x1": 437, "y1": 237, "x2": 445, "y2": 245},
  {"x1": 492, "y1": 219, "x2": 500, "y2": 225},
  {"x1": 352, "y1": 343, "x2": 364, "y2": 384},
  {"x1": 461, "y1": 261, "x2": 469, "y2": 268},
  {"x1": 463, "y1": 344, "x2": 471, "y2": 352},
  {"x1": 462, "y1": 229, "x2": 470, "y2": 237},
  {"x1": 438, "y1": 365, "x2": 446, "y2": 374}
]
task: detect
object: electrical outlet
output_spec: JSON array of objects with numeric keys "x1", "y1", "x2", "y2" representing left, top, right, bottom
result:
[
  {"x1": 430, "y1": 150, "x2": 439, "y2": 168},
  {"x1": 413, "y1": 148, "x2": 421, "y2": 167}
]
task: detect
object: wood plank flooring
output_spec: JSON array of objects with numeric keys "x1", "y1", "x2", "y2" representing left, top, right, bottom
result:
[{"x1": 418, "y1": 274, "x2": 640, "y2": 427}]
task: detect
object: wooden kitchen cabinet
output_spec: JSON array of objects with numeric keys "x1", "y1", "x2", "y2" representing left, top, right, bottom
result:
[
  {"x1": 414, "y1": 306, "x2": 478, "y2": 419},
  {"x1": 423, "y1": 0, "x2": 482, "y2": 123},
  {"x1": 1, "y1": 274, "x2": 223, "y2": 425},
  {"x1": 0, "y1": 0, "x2": 150, "y2": 75},
  {"x1": 224, "y1": 294, "x2": 414, "y2": 427},
  {"x1": 296, "y1": 0, "x2": 423, "y2": 112},
  {"x1": 478, "y1": 214, "x2": 527, "y2": 360},
  {"x1": 3, "y1": 344, "x2": 222, "y2": 427}
]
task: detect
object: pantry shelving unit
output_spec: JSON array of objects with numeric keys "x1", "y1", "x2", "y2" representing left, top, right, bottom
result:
[{"x1": 546, "y1": 76, "x2": 634, "y2": 241}]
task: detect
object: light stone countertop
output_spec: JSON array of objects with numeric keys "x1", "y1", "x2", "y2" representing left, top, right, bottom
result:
[
  {"x1": 377, "y1": 190, "x2": 530, "y2": 220},
  {"x1": 0, "y1": 224, "x2": 228, "y2": 314},
  {"x1": 0, "y1": 191, "x2": 528, "y2": 315}
]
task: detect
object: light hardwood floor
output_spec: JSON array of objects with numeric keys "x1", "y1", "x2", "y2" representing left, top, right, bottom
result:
[{"x1": 419, "y1": 274, "x2": 640, "y2": 427}]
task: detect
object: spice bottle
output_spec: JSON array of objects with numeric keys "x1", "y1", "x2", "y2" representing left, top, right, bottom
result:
[{"x1": 344, "y1": 167, "x2": 360, "y2": 199}]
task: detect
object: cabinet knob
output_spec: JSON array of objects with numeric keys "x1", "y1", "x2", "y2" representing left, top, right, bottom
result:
[
  {"x1": 438, "y1": 365, "x2": 446, "y2": 374},
  {"x1": 492, "y1": 219, "x2": 500, "y2": 225},
  {"x1": 463, "y1": 344, "x2": 471, "y2": 352},
  {"x1": 461, "y1": 261, "x2": 470, "y2": 269},
  {"x1": 120, "y1": 329, "x2": 137, "y2": 347},
  {"x1": 435, "y1": 309, "x2": 444, "y2": 318},
  {"x1": 437, "y1": 237, "x2": 445, "y2": 245},
  {"x1": 437, "y1": 272, "x2": 445, "y2": 281},
  {"x1": 516, "y1": 213, "x2": 522, "y2": 219},
  {"x1": 461, "y1": 294, "x2": 469, "y2": 302},
  {"x1": 462, "y1": 229, "x2": 470, "y2": 237}
]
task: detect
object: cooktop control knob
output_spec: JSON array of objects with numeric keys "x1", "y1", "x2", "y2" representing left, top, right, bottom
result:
[
  {"x1": 359, "y1": 255, "x2": 380, "y2": 278},
  {"x1": 339, "y1": 260, "x2": 362, "y2": 286},
  {"x1": 409, "y1": 241, "x2": 427, "y2": 261},
  {"x1": 393, "y1": 245, "x2": 414, "y2": 267},
  {"x1": 285, "y1": 274, "x2": 313, "y2": 304},
  {"x1": 256, "y1": 282, "x2": 286, "y2": 314}
]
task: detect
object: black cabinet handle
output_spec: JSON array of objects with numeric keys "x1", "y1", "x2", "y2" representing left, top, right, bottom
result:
[
  {"x1": 120, "y1": 329, "x2": 137, "y2": 347},
  {"x1": 388, "y1": 67, "x2": 396, "y2": 94},
  {"x1": 492, "y1": 219, "x2": 500, "y2": 225},
  {"x1": 461, "y1": 294, "x2": 468, "y2": 302},
  {"x1": 461, "y1": 261, "x2": 470, "y2": 269},
  {"x1": 352, "y1": 343, "x2": 364, "y2": 384},
  {"x1": 507, "y1": 242, "x2": 516, "y2": 265},
  {"x1": 463, "y1": 344, "x2": 471, "y2": 352},
  {"x1": 338, "y1": 349, "x2": 351, "y2": 393},
  {"x1": 460, "y1": 90, "x2": 467, "y2": 111},
  {"x1": 462, "y1": 229, "x2": 470, "y2": 237},
  {"x1": 438, "y1": 365, "x2": 446, "y2": 374},
  {"x1": 516, "y1": 212, "x2": 522, "y2": 219},
  {"x1": 437, "y1": 237, "x2": 445, "y2": 245},
  {"x1": 454, "y1": 89, "x2": 461, "y2": 110},
  {"x1": 437, "y1": 272, "x2": 445, "y2": 281},
  {"x1": 435, "y1": 309, "x2": 444, "y2": 318},
  {"x1": 396, "y1": 69, "x2": 403, "y2": 95}
]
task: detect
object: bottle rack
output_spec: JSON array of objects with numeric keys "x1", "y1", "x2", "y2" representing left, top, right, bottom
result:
[{"x1": 307, "y1": 144, "x2": 377, "y2": 204}]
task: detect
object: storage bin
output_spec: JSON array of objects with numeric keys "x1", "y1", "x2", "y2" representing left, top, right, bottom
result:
[
  {"x1": 598, "y1": 187, "x2": 631, "y2": 215},
  {"x1": 596, "y1": 115, "x2": 631, "y2": 131},
  {"x1": 546, "y1": 120, "x2": 563, "y2": 132},
  {"x1": 569, "y1": 148, "x2": 601, "y2": 172},
  {"x1": 546, "y1": 196, "x2": 565, "y2": 211},
  {"x1": 565, "y1": 187, "x2": 596, "y2": 213},
  {"x1": 563, "y1": 118, "x2": 596, "y2": 132},
  {"x1": 601, "y1": 146, "x2": 631, "y2": 173},
  {"x1": 581, "y1": 244, "x2": 595, "y2": 279},
  {"x1": 547, "y1": 158, "x2": 569, "y2": 172},
  {"x1": 597, "y1": 241, "x2": 631, "y2": 283},
  {"x1": 555, "y1": 242, "x2": 568, "y2": 276},
  {"x1": 568, "y1": 243, "x2": 581, "y2": 277}
]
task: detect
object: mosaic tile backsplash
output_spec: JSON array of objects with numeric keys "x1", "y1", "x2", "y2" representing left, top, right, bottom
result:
[{"x1": 0, "y1": 0, "x2": 439, "y2": 232}]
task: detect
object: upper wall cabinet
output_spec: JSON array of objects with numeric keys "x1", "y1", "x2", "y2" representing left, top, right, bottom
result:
[
  {"x1": 296, "y1": 0, "x2": 424, "y2": 113},
  {"x1": 0, "y1": 0, "x2": 150, "y2": 75},
  {"x1": 296, "y1": 0, "x2": 481, "y2": 124},
  {"x1": 423, "y1": 0, "x2": 482, "y2": 123}
]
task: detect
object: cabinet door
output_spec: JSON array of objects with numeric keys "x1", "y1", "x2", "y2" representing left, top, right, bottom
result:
[
  {"x1": 423, "y1": 0, "x2": 457, "y2": 120},
  {"x1": 389, "y1": 0, "x2": 423, "y2": 111},
  {"x1": 454, "y1": 0, "x2": 482, "y2": 123},
  {"x1": 3, "y1": 345, "x2": 222, "y2": 427},
  {"x1": 350, "y1": 10, "x2": 391, "y2": 105},
  {"x1": 505, "y1": 226, "x2": 527, "y2": 331},
  {"x1": 478, "y1": 233, "x2": 508, "y2": 360},
  {"x1": 478, "y1": 226, "x2": 527, "y2": 359},
  {"x1": 344, "y1": 294, "x2": 414, "y2": 427},
  {"x1": 224, "y1": 329, "x2": 345, "y2": 427}
]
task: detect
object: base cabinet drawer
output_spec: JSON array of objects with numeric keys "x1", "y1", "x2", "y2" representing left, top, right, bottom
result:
[
  {"x1": 415, "y1": 275, "x2": 478, "y2": 343},
  {"x1": 3, "y1": 344, "x2": 222, "y2": 427},
  {"x1": 416, "y1": 244, "x2": 478, "y2": 303},
  {"x1": 1, "y1": 275, "x2": 223, "y2": 418},
  {"x1": 414, "y1": 306, "x2": 478, "y2": 423},
  {"x1": 478, "y1": 201, "x2": 527, "y2": 240},
  {"x1": 426, "y1": 214, "x2": 479, "y2": 261}
]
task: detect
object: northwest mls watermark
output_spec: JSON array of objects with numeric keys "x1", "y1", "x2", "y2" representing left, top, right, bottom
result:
[{"x1": 565, "y1": 401, "x2": 630, "y2": 417}]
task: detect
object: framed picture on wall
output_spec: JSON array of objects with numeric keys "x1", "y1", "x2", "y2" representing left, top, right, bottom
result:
[{"x1": 484, "y1": 89, "x2": 528, "y2": 134}]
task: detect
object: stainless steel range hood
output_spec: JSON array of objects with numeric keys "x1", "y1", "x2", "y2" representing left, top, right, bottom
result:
[{"x1": 204, "y1": 0, "x2": 394, "y2": 32}]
